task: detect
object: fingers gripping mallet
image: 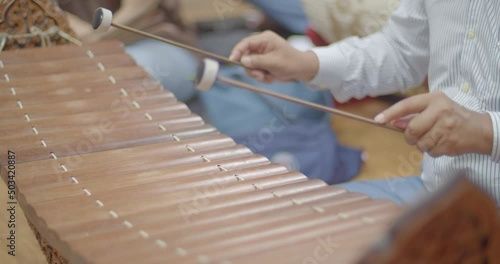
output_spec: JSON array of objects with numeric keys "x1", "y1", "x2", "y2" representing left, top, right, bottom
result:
[{"x1": 196, "y1": 59, "x2": 403, "y2": 133}]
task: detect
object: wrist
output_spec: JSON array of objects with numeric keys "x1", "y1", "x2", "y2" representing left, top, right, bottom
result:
[
  {"x1": 297, "y1": 51, "x2": 319, "y2": 82},
  {"x1": 478, "y1": 113, "x2": 494, "y2": 155}
]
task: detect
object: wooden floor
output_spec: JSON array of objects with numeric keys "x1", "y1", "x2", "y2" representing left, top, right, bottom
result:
[{"x1": 333, "y1": 98, "x2": 422, "y2": 181}]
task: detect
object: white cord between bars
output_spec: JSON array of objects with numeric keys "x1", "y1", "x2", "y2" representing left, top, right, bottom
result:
[
  {"x1": 198, "y1": 255, "x2": 210, "y2": 264},
  {"x1": 71, "y1": 176, "x2": 79, "y2": 184},
  {"x1": 4, "y1": 74, "x2": 10, "y2": 82},
  {"x1": 218, "y1": 165, "x2": 228, "y2": 172},
  {"x1": 132, "y1": 101, "x2": 140, "y2": 109},
  {"x1": 186, "y1": 145, "x2": 195, "y2": 152},
  {"x1": 139, "y1": 230, "x2": 150, "y2": 239},
  {"x1": 338, "y1": 213, "x2": 349, "y2": 219},
  {"x1": 10, "y1": 87, "x2": 16, "y2": 95},
  {"x1": 362, "y1": 217, "x2": 375, "y2": 224},
  {"x1": 109, "y1": 211, "x2": 118, "y2": 218},
  {"x1": 155, "y1": 240, "x2": 167, "y2": 249},
  {"x1": 97, "y1": 62, "x2": 106, "y2": 71},
  {"x1": 123, "y1": 221, "x2": 133, "y2": 228},
  {"x1": 83, "y1": 188, "x2": 92, "y2": 196},
  {"x1": 176, "y1": 247, "x2": 188, "y2": 256},
  {"x1": 312, "y1": 206, "x2": 325, "y2": 213},
  {"x1": 86, "y1": 50, "x2": 95, "y2": 59},
  {"x1": 120, "y1": 88, "x2": 129, "y2": 97},
  {"x1": 252, "y1": 183, "x2": 263, "y2": 190},
  {"x1": 235, "y1": 175, "x2": 245, "y2": 181}
]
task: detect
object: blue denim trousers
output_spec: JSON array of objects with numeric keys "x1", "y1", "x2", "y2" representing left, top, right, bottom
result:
[
  {"x1": 338, "y1": 176, "x2": 428, "y2": 204},
  {"x1": 248, "y1": 0, "x2": 308, "y2": 34},
  {"x1": 126, "y1": 39, "x2": 198, "y2": 102}
]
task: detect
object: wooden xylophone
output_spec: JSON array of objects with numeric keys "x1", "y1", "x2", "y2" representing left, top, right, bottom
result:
[{"x1": 0, "y1": 42, "x2": 498, "y2": 264}]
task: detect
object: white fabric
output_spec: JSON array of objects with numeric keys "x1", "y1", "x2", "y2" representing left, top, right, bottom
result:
[
  {"x1": 302, "y1": 0, "x2": 396, "y2": 43},
  {"x1": 309, "y1": 0, "x2": 500, "y2": 203}
]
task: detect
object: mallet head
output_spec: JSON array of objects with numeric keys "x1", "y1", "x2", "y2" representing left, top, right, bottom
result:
[
  {"x1": 196, "y1": 59, "x2": 220, "y2": 91},
  {"x1": 92, "y1": 8, "x2": 113, "y2": 33}
]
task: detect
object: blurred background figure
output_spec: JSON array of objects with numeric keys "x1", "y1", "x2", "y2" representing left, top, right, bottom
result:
[{"x1": 246, "y1": 0, "x2": 308, "y2": 35}]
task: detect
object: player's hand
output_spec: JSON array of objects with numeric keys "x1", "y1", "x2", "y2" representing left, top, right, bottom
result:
[
  {"x1": 374, "y1": 92, "x2": 493, "y2": 157},
  {"x1": 229, "y1": 31, "x2": 319, "y2": 83}
]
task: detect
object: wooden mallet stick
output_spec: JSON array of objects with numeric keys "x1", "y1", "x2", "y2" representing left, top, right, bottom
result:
[
  {"x1": 92, "y1": 7, "x2": 243, "y2": 67},
  {"x1": 197, "y1": 59, "x2": 403, "y2": 132}
]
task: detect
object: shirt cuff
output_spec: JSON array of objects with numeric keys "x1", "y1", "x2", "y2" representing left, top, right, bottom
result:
[
  {"x1": 487, "y1": 112, "x2": 500, "y2": 163},
  {"x1": 309, "y1": 45, "x2": 347, "y2": 90}
]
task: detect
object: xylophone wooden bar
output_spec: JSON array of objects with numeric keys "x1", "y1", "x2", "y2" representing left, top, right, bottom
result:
[
  {"x1": 0, "y1": 41, "x2": 125, "y2": 65},
  {"x1": 0, "y1": 54, "x2": 136, "y2": 78}
]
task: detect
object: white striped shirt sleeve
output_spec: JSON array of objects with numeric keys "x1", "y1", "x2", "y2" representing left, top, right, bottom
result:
[
  {"x1": 305, "y1": 0, "x2": 500, "y2": 203},
  {"x1": 309, "y1": 0, "x2": 430, "y2": 103}
]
